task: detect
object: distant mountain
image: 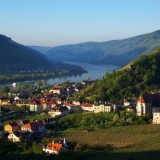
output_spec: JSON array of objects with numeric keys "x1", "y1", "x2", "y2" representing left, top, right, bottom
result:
[
  {"x1": 0, "y1": 35, "x2": 51, "y2": 73},
  {"x1": 45, "y1": 30, "x2": 160, "y2": 66},
  {"x1": 29, "y1": 46, "x2": 52, "y2": 54},
  {"x1": 74, "y1": 48, "x2": 160, "y2": 101}
]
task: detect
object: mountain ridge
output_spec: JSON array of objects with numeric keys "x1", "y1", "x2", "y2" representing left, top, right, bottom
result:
[
  {"x1": 0, "y1": 35, "x2": 51, "y2": 73},
  {"x1": 39, "y1": 30, "x2": 160, "y2": 66}
]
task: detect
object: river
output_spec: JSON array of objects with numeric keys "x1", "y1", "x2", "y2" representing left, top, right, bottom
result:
[
  {"x1": 1, "y1": 62, "x2": 119, "y2": 87},
  {"x1": 47, "y1": 62, "x2": 119, "y2": 84}
]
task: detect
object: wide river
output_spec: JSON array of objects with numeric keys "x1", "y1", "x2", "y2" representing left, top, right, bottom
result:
[
  {"x1": 1, "y1": 62, "x2": 119, "y2": 87},
  {"x1": 47, "y1": 62, "x2": 119, "y2": 84}
]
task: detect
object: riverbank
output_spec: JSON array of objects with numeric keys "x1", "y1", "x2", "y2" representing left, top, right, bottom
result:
[
  {"x1": 0, "y1": 62, "x2": 119, "y2": 86},
  {"x1": 0, "y1": 70, "x2": 87, "y2": 85}
]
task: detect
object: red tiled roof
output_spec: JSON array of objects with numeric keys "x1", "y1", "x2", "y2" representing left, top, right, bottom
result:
[
  {"x1": 2, "y1": 99, "x2": 10, "y2": 102},
  {"x1": 22, "y1": 121, "x2": 43, "y2": 130},
  {"x1": 30, "y1": 100, "x2": 40, "y2": 105},
  {"x1": 47, "y1": 100, "x2": 55, "y2": 105},
  {"x1": 46, "y1": 142, "x2": 62, "y2": 152},
  {"x1": 81, "y1": 103, "x2": 93, "y2": 107}
]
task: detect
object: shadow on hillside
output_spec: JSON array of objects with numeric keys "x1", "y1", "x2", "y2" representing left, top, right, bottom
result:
[
  {"x1": 1, "y1": 150, "x2": 160, "y2": 160},
  {"x1": 57, "y1": 150, "x2": 160, "y2": 160}
]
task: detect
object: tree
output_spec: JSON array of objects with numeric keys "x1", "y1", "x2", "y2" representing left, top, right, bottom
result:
[
  {"x1": 42, "y1": 80, "x2": 48, "y2": 88},
  {"x1": 112, "y1": 114, "x2": 120, "y2": 122},
  {"x1": 1, "y1": 86, "x2": 10, "y2": 97},
  {"x1": 36, "y1": 80, "x2": 43, "y2": 88},
  {"x1": 2, "y1": 86, "x2": 10, "y2": 93}
]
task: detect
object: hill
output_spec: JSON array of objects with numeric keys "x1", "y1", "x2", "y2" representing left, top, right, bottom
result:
[
  {"x1": 0, "y1": 35, "x2": 51, "y2": 73},
  {"x1": 1, "y1": 124, "x2": 160, "y2": 160},
  {"x1": 74, "y1": 48, "x2": 160, "y2": 101},
  {"x1": 55, "y1": 125, "x2": 160, "y2": 160},
  {"x1": 29, "y1": 46, "x2": 52, "y2": 54},
  {"x1": 45, "y1": 30, "x2": 160, "y2": 66}
]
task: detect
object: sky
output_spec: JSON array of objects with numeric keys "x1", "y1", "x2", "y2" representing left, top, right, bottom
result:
[{"x1": 0, "y1": 0, "x2": 160, "y2": 46}]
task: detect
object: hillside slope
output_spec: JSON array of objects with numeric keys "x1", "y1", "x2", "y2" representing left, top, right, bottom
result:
[
  {"x1": 29, "y1": 46, "x2": 52, "y2": 54},
  {"x1": 46, "y1": 30, "x2": 160, "y2": 66},
  {"x1": 0, "y1": 35, "x2": 51, "y2": 72},
  {"x1": 74, "y1": 48, "x2": 160, "y2": 101}
]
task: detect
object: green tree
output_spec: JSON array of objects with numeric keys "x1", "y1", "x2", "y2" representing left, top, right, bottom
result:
[
  {"x1": 42, "y1": 80, "x2": 48, "y2": 88},
  {"x1": 2, "y1": 86, "x2": 10, "y2": 97},
  {"x1": 113, "y1": 114, "x2": 120, "y2": 122},
  {"x1": 36, "y1": 80, "x2": 43, "y2": 88}
]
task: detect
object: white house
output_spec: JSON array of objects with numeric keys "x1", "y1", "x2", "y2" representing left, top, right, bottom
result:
[
  {"x1": 123, "y1": 98, "x2": 137, "y2": 107},
  {"x1": 93, "y1": 104, "x2": 113, "y2": 113},
  {"x1": 63, "y1": 102, "x2": 80, "y2": 112},
  {"x1": 8, "y1": 131, "x2": 29, "y2": 142},
  {"x1": 81, "y1": 103, "x2": 94, "y2": 112},
  {"x1": 8, "y1": 132, "x2": 21, "y2": 142},
  {"x1": 29, "y1": 101, "x2": 43, "y2": 112},
  {"x1": 43, "y1": 138, "x2": 67, "y2": 155},
  {"x1": 153, "y1": 112, "x2": 160, "y2": 124},
  {"x1": 48, "y1": 106, "x2": 69, "y2": 118}
]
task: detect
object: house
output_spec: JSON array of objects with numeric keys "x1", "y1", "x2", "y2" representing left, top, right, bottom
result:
[
  {"x1": 4, "y1": 122, "x2": 19, "y2": 133},
  {"x1": 47, "y1": 100, "x2": 56, "y2": 108},
  {"x1": 56, "y1": 99, "x2": 62, "y2": 105},
  {"x1": 21, "y1": 121, "x2": 46, "y2": 133},
  {"x1": 8, "y1": 130, "x2": 30, "y2": 142},
  {"x1": 136, "y1": 94, "x2": 160, "y2": 116},
  {"x1": 72, "y1": 101, "x2": 81, "y2": 106},
  {"x1": 123, "y1": 98, "x2": 137, "y2": 107},
  {"x1": 49, "y1": 84, "x2": 64, "y2": 95},
  {"x1": 63, "y1": 102, "x2": 81, "y2": 112},
  {"x1": 2, "y1": 99, "x2": 11, "y2": 105},
  {"x1": 15, "y1": 99, "x2": 29, "y2": 107},
  {"x1": 93, "y1": 103, "x2": 113, "y2": 113},
  {"x1": 153, "y1": 112, "x2": 160, "y2": 124},
  {"x1": 81, "y1": 103, "x2": 94, "y2": 112},
  {"x1": 48, "y1": 106, "x2": 70, "y2": 118},
  {"x1": 40, "y1": 98, "x2": 49, "y2": 110},
  {"x1": 17, "y1": 120, "x2": 30, "y2": 128},
  {"x1": 43, "y1": 138, "x2": 67, "y2": 155},
  {"x1": 81, "y1": 80, "x2": 94, "y2": 86},
  {"x1": 14, "y1": 96, "x2": 20, "y2": 101},
  {"x1": 29, "y1": 100, "x2": 43, "y2": 112}
]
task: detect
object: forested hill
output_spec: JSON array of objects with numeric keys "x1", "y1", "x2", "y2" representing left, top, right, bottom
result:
[
  {"x1": 74, "y1": 48, "x2": 160, "y2": 101},
  {"x1": 0, "y1": 35, "x2": 51, "y2": 72},
  {"x1": 45, "y1": 30, "x2": 160, "y2": 66}
]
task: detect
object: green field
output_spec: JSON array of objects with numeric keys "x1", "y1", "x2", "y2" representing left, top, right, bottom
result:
[
  {"x1": 54, "y1": 124, "x2": 160, "y2": 160},
  {"x1": 1, "y1": 124, "x2": 160, "y2": 160}
]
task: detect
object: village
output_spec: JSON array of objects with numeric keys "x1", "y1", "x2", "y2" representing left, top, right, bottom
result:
[{"x1": 0, "y1": 80, "x2": 160, "y2": 156}]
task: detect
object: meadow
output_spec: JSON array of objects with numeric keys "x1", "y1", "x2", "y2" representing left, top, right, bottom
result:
[{"x1": 53, "y1": 124, "x2": 160, "y2": 160}]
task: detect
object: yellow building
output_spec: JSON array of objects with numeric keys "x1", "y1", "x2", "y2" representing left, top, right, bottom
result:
[
  {"x1": 93, "y1": 104, "x2": 112, "y2": 113},
  {"x1": 4, "y1": 122, "x2": 19, "y2": 133}
]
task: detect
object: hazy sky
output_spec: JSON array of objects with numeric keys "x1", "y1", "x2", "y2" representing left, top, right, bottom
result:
[{"x1": 0, "y1": 0, "x2": 160, "y2": 46}]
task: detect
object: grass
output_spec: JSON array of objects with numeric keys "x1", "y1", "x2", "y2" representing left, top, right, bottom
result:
[{"x1": 53, "y1": 124, "x2": 160, "y2": 160}]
